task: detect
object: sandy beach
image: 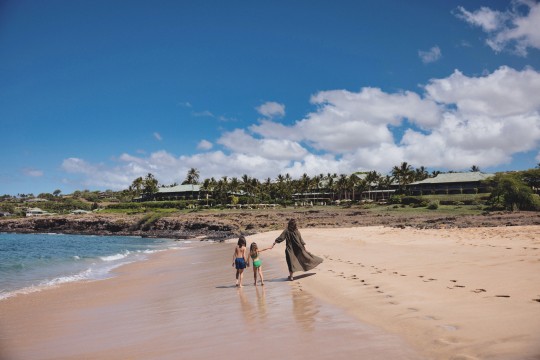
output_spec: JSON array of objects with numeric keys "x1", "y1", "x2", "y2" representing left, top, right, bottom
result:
[{"x1": 1, "y1": 225, "x2": 539, "y2": 359}]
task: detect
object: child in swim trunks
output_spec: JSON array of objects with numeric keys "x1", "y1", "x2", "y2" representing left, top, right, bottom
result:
[
  {"x1": 248, "y1": 242, "x2": 274, "y2": 286},
  {"x1": 232, "y1": 236, "x2": 247, "y2": 287}
]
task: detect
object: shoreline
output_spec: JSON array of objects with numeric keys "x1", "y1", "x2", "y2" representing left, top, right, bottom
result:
[
  {"x1": 0, "y1": 232, "x2": 191, "y2": 302},
  {"x1": 0, "y1": 237, "x2": 423, "y2": 360}
]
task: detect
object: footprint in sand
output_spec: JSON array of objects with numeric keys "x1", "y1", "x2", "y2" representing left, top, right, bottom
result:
[
  {"x1": 472, "y1": 289, "x2": 487, "y2": 293},
  {"x1": 532, "y1": 298, "x2": 540, "y2": 303},
  {"x1": 439, "y1": 324, "x2": 458, "y2": 331},
  {"x1": 495, "y1": 295, "x2": 510, "y2": 298}
]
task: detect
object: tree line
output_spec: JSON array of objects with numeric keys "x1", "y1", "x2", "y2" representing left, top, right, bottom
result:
[{"x1": 128, "y1": 163, "x2": 478, "y2": 204}]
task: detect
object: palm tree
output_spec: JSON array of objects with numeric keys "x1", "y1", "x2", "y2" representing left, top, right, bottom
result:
[
  {"x1": 325, "y1": 173, "x2": 337, "y2": 201},
  {"x1": 142, "y1": 173, "x2": 159, "y2": 198},
  {"x1": 215, "y1": 176, "x2": 229, "y2": 205},
  {"x1": 183, "y1": 168, "x2": 200, "y2": 185},
  {"x1": 348, "y1": 173, "x2": 360, "y2": 201},
  {"x1": 336, "y1": 174, "x2": 348, "y2": 200},
  {"x1": 129, "y1": 176, "x2": 145, "y2": 198},
  {"x1": 250, "y1": 177, "x2": 261, "y2": 204},
  {"x1": 392, "y1": 162, "x2": 414, "y2": 193},
  {"x1": 275, "y1": 174, "x2": 286, "y2": 202},
  {"x1": 470, "y1": 165, "x2": 481, "y2": 172},
  {"x1": 365, "y1": 171, "x2": 380, "y2": 201},
  {"x1": 414, "y1": 166, "x2": 429, "y2": 181},
  {"x1": 240, "y1": 174, "x2": 252, "y2": 203},
  {"x1": 229, "y1": 177, "x2": 240, "y2": 195},
  {"x1": 262, "y1": 177, "x2": 273, "y2": 202}
]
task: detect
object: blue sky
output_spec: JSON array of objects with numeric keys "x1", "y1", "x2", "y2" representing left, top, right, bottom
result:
[{"x1": 1, "y1": 0, "x2": 540, "y2": 195}]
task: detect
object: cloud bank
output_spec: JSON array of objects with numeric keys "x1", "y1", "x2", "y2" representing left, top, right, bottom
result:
[{"x1": 62, "y1": 66, "x2": 540, "y2": 190}]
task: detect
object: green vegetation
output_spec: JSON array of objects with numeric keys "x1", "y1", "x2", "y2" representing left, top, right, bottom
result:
[
  {"x1": 485, "y1": 172, "x2": 540, "y2": 211},
  {"x1": 2, "y1": 163, "x2": 540, "y2": 217}
]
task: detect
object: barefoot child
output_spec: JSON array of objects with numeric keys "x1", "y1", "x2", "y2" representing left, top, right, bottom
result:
[
  {"x1": 247, "y1": 242, "x2": 274, "y2": 286},
  {"x1": 232, "y1": 236, "x2": 248, "y2": 287}
]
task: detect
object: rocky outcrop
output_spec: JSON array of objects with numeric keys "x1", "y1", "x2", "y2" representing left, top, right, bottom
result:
[{"x1": 1, "y1": 209, "x2": 540, "y2": 240}]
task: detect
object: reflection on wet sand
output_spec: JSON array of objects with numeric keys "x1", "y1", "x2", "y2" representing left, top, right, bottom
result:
[
  {"x1": 292, "y1": 287, "x2": 318, "y2": 332},
  {"x1": 0, "y1": 241, "x2": 423, "y2": 360},
  {"x1": 255, "y1": 285, "x2": 267, "y2": 322}
]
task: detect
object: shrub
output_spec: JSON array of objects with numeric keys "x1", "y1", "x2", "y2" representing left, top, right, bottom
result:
[
  {"x1": 427, "y1": 201, "x2": 439, "y2": 210},
  {"x1": 389, "y1": 195, "x2": 404, "y2": 204}
]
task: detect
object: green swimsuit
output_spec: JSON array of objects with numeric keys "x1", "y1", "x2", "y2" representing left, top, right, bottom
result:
[{"x1": 251, "y1": 253, "x2": 262, "y2": 268}]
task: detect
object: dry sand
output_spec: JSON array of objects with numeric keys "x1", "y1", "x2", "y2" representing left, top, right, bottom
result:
[
  {"x1": 251, "y1": 225, "x2": 540, "y2": 360},
  {"x1": 1, "y1": 225, "x2": 539, "y2": 360}
]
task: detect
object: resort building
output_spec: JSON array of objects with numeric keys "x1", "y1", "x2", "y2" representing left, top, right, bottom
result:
[
  {"x1": 141, "y1": 184, "x2": 206, "y2": 201},
  {"x1": 406, "y1": 172, "x2": 494, "y2": 196}
]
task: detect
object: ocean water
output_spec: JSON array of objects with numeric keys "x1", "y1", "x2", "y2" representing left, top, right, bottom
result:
[{"x1": 0, "y1": 232, "x2": 187, "y2": 300}]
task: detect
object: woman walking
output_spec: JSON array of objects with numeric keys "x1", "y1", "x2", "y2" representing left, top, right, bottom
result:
[{"x1": 273, "y1": 219, "x2": 323, "y2": 281}]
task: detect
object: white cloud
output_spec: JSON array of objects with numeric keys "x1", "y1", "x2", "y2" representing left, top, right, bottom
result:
[
  {"x1": 455, "y1": 6, "x2": 506, "y2": 32},
  {"x1": 61, "y1": 66, "x2": 540, "y2": 188},
  {"x1": 424, "y1": 66, "x2": 540, "y2": 117},
  {"x1": 456, "y1": 1, "x2": 540, "y2": 56},
  {"x1": 292, "y1": 87, "x2": 442, "y2": 153},
  {"x1": 256, "y1": 101, "x2": 285, "y2": 118},
  {"x1": 217, "y1": 129, "x2": 308, "y2": 160},
  {"x1": 197, "y1": 139, "x2": 213, "y2": 150},
  {"x1": 153, "y1": 132, "x2": 162, "y2": 141},
  {"x1": 192, "y1": 110, "x2": 214, "y2": 117},
  {"x1": 22, "y1": 168, "x2": 43, "y2": 177},
  {"x1": 418, "y1": 46, "x2": 442, "y2": 63}
]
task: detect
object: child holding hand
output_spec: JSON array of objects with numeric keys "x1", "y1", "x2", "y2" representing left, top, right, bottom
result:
[
  {"x1": 247, "y1": 242, "x2": 274, "y2": 286},
  {"x1": 232, "y1": 236, "x2": 248, "y2": 287}
]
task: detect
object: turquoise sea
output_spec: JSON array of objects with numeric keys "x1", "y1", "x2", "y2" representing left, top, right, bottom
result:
[{"x1": 0, "y1": 232, "x2": 186, "y2": 300}]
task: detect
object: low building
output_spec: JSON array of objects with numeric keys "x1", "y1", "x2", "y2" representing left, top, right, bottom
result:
[
  {"x1": 406, "y1": 172, "x2": 494, "y2": 196},
  {"x1": 142, "y1": 184, "x2": 205, "y2": 201},
  {"x1": 25, "y1": 207, "x2": 50, "y2": 217}
]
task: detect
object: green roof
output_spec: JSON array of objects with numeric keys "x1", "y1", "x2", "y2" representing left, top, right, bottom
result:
[
  {"x1": 409, "y1": 172, "x2": 494, "y2": 185},
  {"x1": 158, "y1": 184, "x2": 201, "y2": 193}
]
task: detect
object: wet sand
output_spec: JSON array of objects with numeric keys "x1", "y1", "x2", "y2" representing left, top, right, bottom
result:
[{"x1": 0, "y1": 239, "x2": 421, "y2": 360}]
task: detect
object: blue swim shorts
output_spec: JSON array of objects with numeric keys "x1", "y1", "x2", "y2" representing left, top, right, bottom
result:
[{"x1": 235, "y1": 257, "x2": 246, "y2": 270}]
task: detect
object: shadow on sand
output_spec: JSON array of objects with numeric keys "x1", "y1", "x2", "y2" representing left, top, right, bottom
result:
[
  {"x1": 266, "y1": 272, "x2": 317, "y2": 283},
  {"x1": 216, "y1": 273, "x2": 317, "y2": 288}
]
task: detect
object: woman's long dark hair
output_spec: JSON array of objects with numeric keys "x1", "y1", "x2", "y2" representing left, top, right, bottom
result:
[{"x1": 287, "y1": 219, "x2": 297, "y2": 232}]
